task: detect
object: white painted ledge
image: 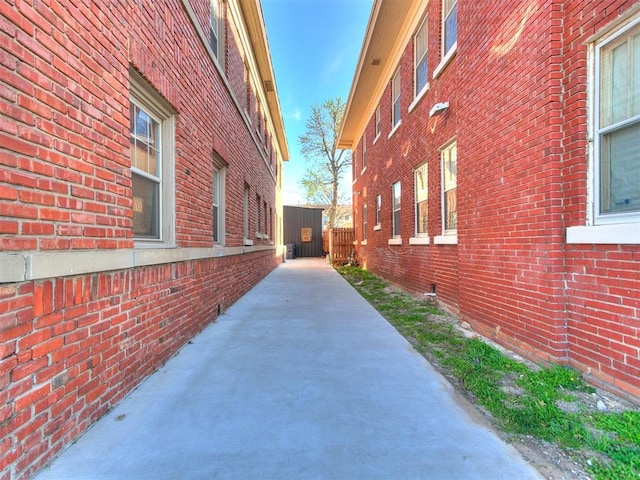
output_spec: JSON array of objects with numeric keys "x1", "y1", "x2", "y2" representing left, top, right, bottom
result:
[
  {"x1": 409, "y1": 236, "x2": 430, "y2": 245},
  {"x1": 388, "y1": 238, "x2": 403, "y2": 245},
  {"x1": 0, "y1": 245, "x2": 276, "y2": 283},
  {"x1": 434, "y1": 234, "x2": 458, "y2": 245},
  {"x1": 566, "y1": 223, "x2": 640, "y2": 244}
]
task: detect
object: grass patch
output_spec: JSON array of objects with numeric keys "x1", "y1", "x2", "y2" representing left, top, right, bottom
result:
[{"x1": 338, "y1": 265, "x2": 640, "y2": 480}]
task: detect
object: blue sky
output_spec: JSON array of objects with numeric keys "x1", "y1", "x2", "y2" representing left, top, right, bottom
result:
[{"x1": 262, "y1": 0, "x2": 372, "y2": 205}]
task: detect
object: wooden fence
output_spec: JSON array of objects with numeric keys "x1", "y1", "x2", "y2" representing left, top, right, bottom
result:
[{"x1": 324, "y1": 228, "x2": 355, "y2": 265}]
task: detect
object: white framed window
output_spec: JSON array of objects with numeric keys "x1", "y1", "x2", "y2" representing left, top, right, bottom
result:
[
  {"x1": 594, "y1": 16, "x2": 640, "y2": 225},
  {"x1": 392, "y1": 70, "x2": 401, "y2": 128},
  {"x1": 362, "y1": 204, "x2": 368, "y2": 241},
  {"x1": 243, "y1": 184, "x2": 252, "y2": 245},
  {"x1": 415, "y1": 16, "x2": 429, "y2": 97},
  {"x1": 414, "y1": 163, "x2": 428, "y2": 236},
  {"x1": 209, "y1": 0, "x2": 224, "y2": 62},
  {"x1": 392, "y1": 181, "x2": 401, "y2": 237},
  {"x1": 442, "y1": 0, "x2": 457, "y2": 58},
  {"x1": 130, "y1": 72, "x2": 175, "y2": 246},
  {"x1": 375, "y1": 194, "x2": 381, "y2": 228},
  {"x1": 375, "y1": 105, "x2": 381, "y2": 139},
  {"x1": 212, "y1": 153, "x2": 226, "y2": 245},
  {"x1": 441, "y1": 141, "x2": 457, "y2": 234},
  {"x1": 362, "y1": 132, "x2": 367, "y2": 171}
]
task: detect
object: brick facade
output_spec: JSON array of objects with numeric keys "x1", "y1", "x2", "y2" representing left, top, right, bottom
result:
[
  {"x1": 1, "y1": 0, "x2": 288, "y2": 478},
  {"x1": 341, "y1": 0, "x2": 640, "y2": 400}
]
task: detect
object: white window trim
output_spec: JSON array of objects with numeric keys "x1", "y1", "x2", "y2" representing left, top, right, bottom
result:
[
  {"x1": 373, "y1": 224, "x2": 382, "y2": 231},
  {"x1": 388, "y1": 238, "x2": 403, "y2": 245},
  {"x1": 433, "y1": 43, "x2": 457, "y2": 79},
  {"x1": 392, "y1": 181, "x2": 401, "y2": 238},
  {"x1": 440, "y1": 140, "x2": 457, "y2": 236},
  {"x1": 413, "y1": 16, "x2": 429, "y2": 105},
  {"x1": 361, "y1": 239, "x2": 368, "y2": 246},
  {"x1": 374, "y1": 105, "x2": 381, "y2": 140},
  {"x1": 361, "y1": 133, "x2": 367, "y2": 173},
  {"x1": 414, "y1": 163, "x2": 429, "y2": 238},
  {"x1": 209, "y1": 0, "x2": 225, "y2": 67},
  {"x1": 130, "y1": 71, "x2": 176, "y2": 249},
  {"x1": 568, "y1": 12, "x2": 640, "y2": 244},
  {"x1": 409, "y1": 83, "x2": 430, "y2": 113},
  {"x1": 388, "y1": 119, "x2": 402, "y2": 139},
  {"x1": 212, "y1": 153, "x2": 227, "y2": 245},
  {"x1": 391, "y1": 69, "x2": 401, "y2": 129}
]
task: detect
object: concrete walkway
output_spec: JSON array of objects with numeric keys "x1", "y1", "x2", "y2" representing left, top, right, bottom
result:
[{"x1": 36, "y1": 258, "x2": 542, "y2": 480}]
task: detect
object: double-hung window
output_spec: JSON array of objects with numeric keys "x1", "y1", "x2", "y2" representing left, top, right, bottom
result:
[
  {"x1": 375, "y1": 194, "x2": 381, "y2": 228},
  {"x1": 415, "y1": 163, "x2": 428, "y2": 236},
  {"x1": 210, "y1": 0, "x2": 224, "y2": 62},
  {"x1": 212, "y1": 152, "x2": 226, "y2": 244},
  {"x1": 130, "y1": 72, "x2": 175, "y2": 246},
  {"x1": 443, "y1": 0, "x2": 457, "y2": 58},
  {"x1": 441, "y1": 141, "x2": 457, "y2": 233},
  {"x1": 595, "y1": 16, "x2": 640, "y2": 224},
  {"x1": 362, "y1": 133, "x2": 367, "y2": 171},
  {"x1": 415, "y1": 17, "x2": 428, "y2": 96},
  {"x1": 391, "y1": 70, "x2": 401, "y2": 129},
  {"x1": 362, "y1": 204, "x2": 368, "y2": 241},
  {"x1": 375, "y1": 106, "x2": 381, "y2": 138},
  {"x1": 392, "y1": 182, "x2": 401, "y2": 237}
]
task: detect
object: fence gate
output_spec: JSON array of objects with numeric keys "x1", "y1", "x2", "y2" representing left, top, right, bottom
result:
[{"x1": 325, "y1": 228, "x2": 355, "y2": 265}]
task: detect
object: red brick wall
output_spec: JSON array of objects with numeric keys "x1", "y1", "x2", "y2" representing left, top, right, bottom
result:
[
  {"x1": 0, "y1": 252, "x2": 277, "y2": 479},
  {"x1": 353, "y1": 0, "x2": 640, "y2": 399},
  {"x1": 562, "y1": 1, "x2": 640, "y2": 398},
  {"x1": 1, "y1": 0, "x2": 283, "y2": 478},
  {"x1": 354, "y1": 5, "x2": 460, "y2": 312}
]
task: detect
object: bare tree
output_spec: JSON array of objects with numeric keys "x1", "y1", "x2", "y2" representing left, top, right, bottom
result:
[{"x1": 299, "y1": 97, "x2": 351, "y2": 229}]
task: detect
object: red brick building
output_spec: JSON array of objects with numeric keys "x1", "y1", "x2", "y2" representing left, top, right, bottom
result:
[
  {"x1": 339, "y1": 0, "x2": 640, "y2": 400},
  {"x1": 0, "y1": 0, "x2": 288, "y2": 477}
]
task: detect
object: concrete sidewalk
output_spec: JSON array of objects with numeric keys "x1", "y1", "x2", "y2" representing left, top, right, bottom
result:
[{"x1": 35, "y1": 258, "x2": 542, "y2": 480}]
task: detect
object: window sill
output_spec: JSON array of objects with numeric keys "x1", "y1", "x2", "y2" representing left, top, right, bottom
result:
[
  {"x1": 243, "y1": 238, "x2": 254, "y2": 246},
  {"x1": 373, "y1": 133, "x2": 381, "y2": 144},
  {"x1": 373, "y1": 224, "x2": 381, "y2": 231},
  {"x1": 361, "y1": 166, "x2": 367, "y2": 174},
  {"x1": 434, "y1": 234, "x2": 458, "y2": 245},
  {"x1": 361, "y1": 240, "x2": 368, "y2": 246},
  {"x1": 408, "y1": 84, "x2": 429, "y2": 113},
  {"x1": 388, "y1": 237, "x2": 403, "y2": 245},
  {"x1": 566, "y1": 223, "x2": 640, "y2": 244},
  {"x1": 433, "y1": 43, "x2": 457, "y2": 79},
  {"x1": 388, "y1": 120, "x2": 402, "y2": 139},
  {"x1": 409, "y1": 236, "x2": 430, "y2": 245}
]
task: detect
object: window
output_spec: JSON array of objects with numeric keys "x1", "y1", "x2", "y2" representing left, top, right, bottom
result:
[
  {"x1": 441, "y1": 141, "x2": 457, "y2": 233},
  {"x1": 443, "y1": 0, "x2": 457, "y2": 58},
  {"x1": 415, "y1": 16, "x2": 428, "y2": 96},
  {"x1": 212, "y1": 153, "x2": 226, "y2": 244},
  {"x1": 595, "y1": 16, "x2": 640, "y2": 223},
  {"x1": 256, "y1": 194, "x2": 261, "y2": 235},
  {"x1": 130, "y1": 72, "x2": 175, "y2": 245},
  {"x1": 392, "y1": 182, "x2": 401, "y2": 237},
  {"x1": 362, "y1": 204, "x2": 368, "y2": 241},
  {"x1": 375, "y1": 105, "x2": 381, "y2": 138},
  {"x1": 362, "y1": 133, "x2": 367, "y2": 171},
  {"x1": 375, "y1": 194, "x2": 381, "y2": 227},
  {"x1": 243, "y1": 184, "x2": 251, "y2": 244},
  {"x1": 392, "y1": 70, "x2": 401, "y2": 128},
  {"x1": 415, "y1": 163, "x2": 428, "y2": 236},
  {"x1": 209, "y1": 0, "x2": 224, "y2": 62}
]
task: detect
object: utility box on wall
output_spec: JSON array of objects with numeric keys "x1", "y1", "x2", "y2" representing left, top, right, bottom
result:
[{"x1": 283, "y1": 206, "x2": 324, "y2": 257}]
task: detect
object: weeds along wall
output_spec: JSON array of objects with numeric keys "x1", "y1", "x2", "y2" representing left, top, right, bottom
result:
[
  {"x1": 346, "y1": 0, "x2": 640, "y2": 401},
  {"x1": 0, "y1": 0, "x2": 286, "y2": 478}
]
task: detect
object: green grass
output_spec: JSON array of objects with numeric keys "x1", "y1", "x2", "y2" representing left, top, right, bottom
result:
[{"x1": 337, "y1": 266, "x2": 640, "y2": 480}]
